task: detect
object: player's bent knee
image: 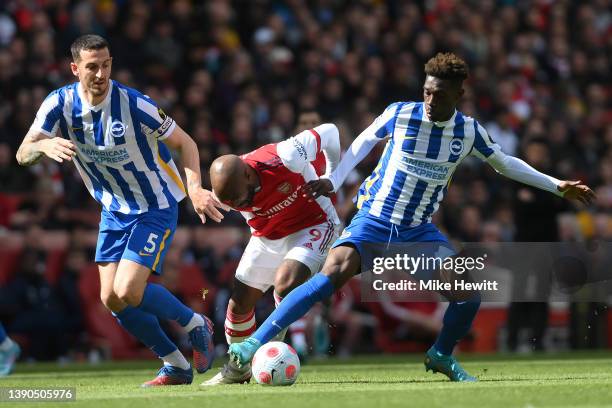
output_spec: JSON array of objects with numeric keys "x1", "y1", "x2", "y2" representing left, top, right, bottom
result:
[
  {"x1": 274, "y1": 272, "x2": 305, "y2": 297},
  {"x1": 321, "y1": 265, "x2": 345, "y2": 289},
  {"x1": 228, "y1": 297, "x2": 255, "y2": 315},
  {"x1": 274, "y1": 281, "x2": 293, "y2": 298},
  {"x1": 321, "y1": 246, "x2": 359, "y2": 289},
  {"x1": 273, "y1": 260, "x2": 311, "y2": 297},
  {"x1": 100, "y1": 290, "x2": 125, "y2": 312},
  {"x1": 113, "y1": 283, "x2": 144, "y2": 307}
]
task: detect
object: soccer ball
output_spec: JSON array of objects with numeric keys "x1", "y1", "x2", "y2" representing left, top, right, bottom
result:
[{"x1": 251, "y1": 341, "x2": 301, "y2": 386}]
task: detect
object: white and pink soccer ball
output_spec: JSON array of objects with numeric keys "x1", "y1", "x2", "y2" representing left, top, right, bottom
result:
[{"x1": 251, "y1": 341, "x2": 301, "y2": 386}]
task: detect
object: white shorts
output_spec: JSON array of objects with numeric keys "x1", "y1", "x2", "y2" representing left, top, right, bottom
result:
[{"x1": 235, "y1": 220, "x2": 339, "y2": 292}]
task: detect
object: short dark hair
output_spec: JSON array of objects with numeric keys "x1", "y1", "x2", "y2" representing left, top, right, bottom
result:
[
  {"x1": 297, "y1": 109, "x2": 320, "y2": 117},
  {"x1": 70, "y1": 34, "x2": 109, "y2": 62},
  {"x1": 424, "y1": 52, "x2": 469, "y2": 82}
]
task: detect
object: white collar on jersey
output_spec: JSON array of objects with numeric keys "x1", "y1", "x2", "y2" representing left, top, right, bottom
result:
[
  {"x1": 77, "y1": 80, "x2": 113, "y2": 112},
  {"x1": 421, "y1": 108, "x2": 458, "y2": 127}
]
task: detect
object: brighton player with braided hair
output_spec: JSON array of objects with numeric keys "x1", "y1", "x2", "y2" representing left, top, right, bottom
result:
[{"x1": 228, "y1": 52, "x2": 595, "y2": 382}]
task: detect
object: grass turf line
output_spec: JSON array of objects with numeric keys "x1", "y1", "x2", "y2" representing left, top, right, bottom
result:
[{"x1": 1, "y1": 352, "x2": 611, "y2": 408}]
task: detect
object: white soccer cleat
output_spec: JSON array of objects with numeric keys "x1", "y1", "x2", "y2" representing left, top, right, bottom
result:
[{"x1": 200, "y1": 362, "x2": 251, "y2": 386}]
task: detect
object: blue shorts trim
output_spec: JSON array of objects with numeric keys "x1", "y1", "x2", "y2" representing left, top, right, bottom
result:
[
  {"x1": 332, "y1": 211, "x2": 451, "y2": 255},
  {"x1": 95, "y1": 206, "x2": 178, "y2": 274}
]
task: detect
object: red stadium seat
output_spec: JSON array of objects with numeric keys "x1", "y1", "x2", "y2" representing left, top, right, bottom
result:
[
  {"x1": 0, "y1": 248, "x2": 23, "y2": 285},
  {"x1": 45, "y1": 249, "x2": 67, "y2": 285},
  {"x1": 469, "y1": 307, "x2": 507, "y2": 352},
  {"x1": 0, "y1": 194, "x2": 24, "y2": 227}
]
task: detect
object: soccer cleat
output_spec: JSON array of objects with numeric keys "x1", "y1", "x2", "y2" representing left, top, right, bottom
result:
[
  {"x1": 424, "y1": 347, "x2": 477, "y2": 382},
  {"x1": 141, "y1": 365, "x2": 193, "y2": 387},
  {"x1": 0, "y1": 341, "x2": 20, "y2": 376},
  {"x1": 189, "y1": 314, "x2": 215, "y2": 374},
  {"x1": 200, "y1": 362, "x2": 252, "y2": 386},
  {"x1": 228, "y1": 338, "x2": 261, "y2": 368}
]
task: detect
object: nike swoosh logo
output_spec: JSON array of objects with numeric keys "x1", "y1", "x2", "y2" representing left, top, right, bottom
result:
[
  {"x1": 403, "y1": 136, "x2": 418, "y2": 140},
  {"x1": 138, "y1": 251, "x2": 154, "y2": 257},
  {"x1": 271, "y1": 320, "x2": 282, "y2": 329}
]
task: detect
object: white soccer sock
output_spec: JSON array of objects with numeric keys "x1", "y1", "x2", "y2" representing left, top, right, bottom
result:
[
  {"x1": 161, "y1": 349, "x2": 191, "y2": 370},
  {"x1": 182, "y1": 313, "x2": 204, "y2": 333},
  {"x1": 0, "y1": 337, "x2": 14, "y2": 351}
]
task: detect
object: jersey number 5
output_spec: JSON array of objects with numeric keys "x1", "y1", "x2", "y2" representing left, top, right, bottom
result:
[{"x1": 143, "y1": 233, "x2": 159, "y2": 253}]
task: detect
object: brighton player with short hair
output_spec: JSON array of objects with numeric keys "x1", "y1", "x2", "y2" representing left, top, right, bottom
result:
[
  {"x1": 202, "y1": 123, "x2": 340, "y2": 385},
  {"x1": 16, "y1": 34, "x2": 225, "y2": 386},
  {"x1": 0, "y1": 323, "x2": 20, "y2": 376},
  {"x1": 228, "y1": 52, "x2": 595, "y2": 381}
]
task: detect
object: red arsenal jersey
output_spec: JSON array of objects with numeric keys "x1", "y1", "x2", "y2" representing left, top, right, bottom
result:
[{"x1": 235, "y1": 128, "x2": 339, "y2": 239}]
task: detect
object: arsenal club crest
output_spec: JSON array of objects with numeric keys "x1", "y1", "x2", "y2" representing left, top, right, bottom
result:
[{"x1": 277, "y1": 182, "x2": 292, "y2": 194}]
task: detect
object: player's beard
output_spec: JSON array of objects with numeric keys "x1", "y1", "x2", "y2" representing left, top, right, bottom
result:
[
  {"x1": 245, "y1": 184, "x2": 257, "y2": 206},
  {"x1": 89, "y1": 79, "x2": 108, "y2": 96}
]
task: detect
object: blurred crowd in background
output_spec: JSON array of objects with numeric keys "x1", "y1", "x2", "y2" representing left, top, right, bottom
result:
[{"x1": 0, "y1": 0, "x2": 610, "y2": 362}]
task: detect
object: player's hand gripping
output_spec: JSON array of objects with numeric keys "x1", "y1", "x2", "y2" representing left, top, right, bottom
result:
[
  {"x1": 557, "y1": 180, "x2": 596, "y2": 205},
  {"x1": 39, "y1": 137, "x2": 76, "y2": 163},
  {"x1": 189, "y1": 188, "x2": 231, "y2": 224},
  {"x1": 303, "y1": 178, "x2": 334, "y2": 199}
]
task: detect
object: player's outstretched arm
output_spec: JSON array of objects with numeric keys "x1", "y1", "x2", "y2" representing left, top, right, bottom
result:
[
  {"x1": 486, "y1": 150, "x2": 595, "y2": 205},
  {"x1": 556, "y1": 180, "x2": 596, "y2": 205},
  {"x1": 163, "y1": 125, "x2": 230, "y2": 223},
  {"x1": 16, "y1": 128, "x2": 76, "y2": 166},
  {"x1": 471, "y1": 122, "x2": 595, "y2": 205}
]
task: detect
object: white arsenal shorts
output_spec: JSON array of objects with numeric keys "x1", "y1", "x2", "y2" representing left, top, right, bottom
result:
[{"x1": 235, "y1": 220, "x2": 339, "y2": 292}]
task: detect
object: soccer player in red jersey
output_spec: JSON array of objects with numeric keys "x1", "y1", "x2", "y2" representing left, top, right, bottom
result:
[{"x1": 201, "y1": 123, "x2": 341, "y2": 385}]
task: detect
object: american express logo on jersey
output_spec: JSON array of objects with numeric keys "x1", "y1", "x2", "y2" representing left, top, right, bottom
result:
[
  {"x1": 402, "y1": 157, "x2": 450, "y2": 181},
  {"x1": 80, "y1": 145, "x2": 130, "y2": 164}
]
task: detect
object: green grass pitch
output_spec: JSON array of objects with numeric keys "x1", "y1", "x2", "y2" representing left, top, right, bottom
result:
[{"x1": 2, "y1": 352, "x2": 611, "y2": 408}]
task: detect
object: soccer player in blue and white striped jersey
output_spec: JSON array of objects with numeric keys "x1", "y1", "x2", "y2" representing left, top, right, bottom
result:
[
  {"x1": 16, "y1": 35, "x2": 227, "y2": 386},
  {"x1": 228, "y1": 52, "x2": 595, "y2": 381}
]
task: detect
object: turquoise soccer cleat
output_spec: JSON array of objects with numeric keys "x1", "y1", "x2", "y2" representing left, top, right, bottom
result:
[
  {"x1": 424, "y1": 347, "x2": 477, "y2": 382},
  {"x1": 0, "y1": 341, "x2": 20, "y2": 377},
  {"x1": 228, "y1": 338, "x2": 262, "y2": 368}
]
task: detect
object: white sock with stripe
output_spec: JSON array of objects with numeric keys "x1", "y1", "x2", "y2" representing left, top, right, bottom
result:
[
  {"x1": 182, "y1": 313, "x2": 204, "y2": 333},
  {"x1": 161, "y1": 349, "x2": 191, "y2": 370},
  {"x1": 224, "y1": 309, "x2": 256, "y2": 344}
]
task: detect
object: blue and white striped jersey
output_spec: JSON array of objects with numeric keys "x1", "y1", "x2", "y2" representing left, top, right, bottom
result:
[
  {"x1": 31, "y1": 80, "x2": 186, "y2": 214},
  {"x1": 355, "y1": 101, "x2": 501, "y2": 226}
]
